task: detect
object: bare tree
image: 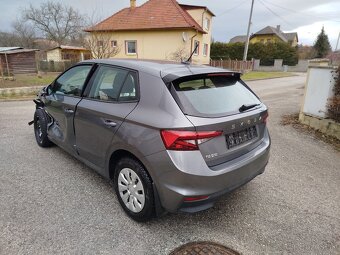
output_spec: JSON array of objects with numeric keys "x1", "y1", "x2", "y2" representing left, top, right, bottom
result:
[
  {"x1": 12, "y1": 19, "x2": 36, "y2": 48},
  {"x1": 84, "y1": 32, "x2": 121, "y2": 59},
  {"x1": 23, "y1": 1, "x2": 85, "y2": 45},
  {"x1": 168, "y1": 47, "x2": 189, "y2": 62},
  {"x1": 0, "y1": 31, "x2": 18, "y2": 47}
]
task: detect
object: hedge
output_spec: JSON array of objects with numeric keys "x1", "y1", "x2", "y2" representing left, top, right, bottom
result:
[{"x1": 211, "y1": 41, "x2": 298, "y2": 66}]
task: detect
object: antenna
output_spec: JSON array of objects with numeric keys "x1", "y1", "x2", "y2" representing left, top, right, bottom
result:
[{"x1": 182, "y1": 43, "x2": 199, "y2": 65}]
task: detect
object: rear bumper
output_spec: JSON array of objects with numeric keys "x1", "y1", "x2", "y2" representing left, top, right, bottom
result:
[{"x1": 145, "y1": 129, "x2": 271, "y2": 213}]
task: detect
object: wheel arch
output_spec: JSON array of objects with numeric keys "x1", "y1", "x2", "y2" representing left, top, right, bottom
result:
[{"x1": 108, "y1": 149, "x2": 165, "y2": 216}]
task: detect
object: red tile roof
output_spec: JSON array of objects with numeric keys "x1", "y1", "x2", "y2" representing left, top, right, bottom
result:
[{"x1": 84, "y1": 0, "x2": 205, "y2": 33}]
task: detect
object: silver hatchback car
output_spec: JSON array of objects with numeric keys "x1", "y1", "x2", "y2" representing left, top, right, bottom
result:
[{"x1": 32, "y1": 59, "x2": 270, "y2": 221}]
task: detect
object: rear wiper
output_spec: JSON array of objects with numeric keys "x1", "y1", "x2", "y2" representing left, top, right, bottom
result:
[{"x1": 239, "y1": 103, "x2": 260, "y2": 112}]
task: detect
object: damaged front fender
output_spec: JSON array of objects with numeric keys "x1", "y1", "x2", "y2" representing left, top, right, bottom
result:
[{"x1": 28, "y1": 86, "x2": 47, "y2": 126}]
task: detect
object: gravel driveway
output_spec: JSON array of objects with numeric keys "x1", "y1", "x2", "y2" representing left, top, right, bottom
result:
[{"x1": 0, "y1": 74, "x2": 339, "y2": 254}]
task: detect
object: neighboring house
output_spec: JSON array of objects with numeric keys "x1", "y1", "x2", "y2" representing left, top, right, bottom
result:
[
  {"x1": 230, "y1": 25, "x2": 298, "y2": 47},
  {"x1": 0, "y1": 47, "x2": 39, "y2": 75},
  {"x1": 46, "y1": 45, "x2": 91, "y2": 62},
  {"x1": 84, "y1": 0, "x2": 215, "y2": 64},
  {"x1": 250, "y1": 26, "x2": 298, "y2": 46},
  {"x1": 229, "y1": 35, "x2": 247, "y2": 44}
]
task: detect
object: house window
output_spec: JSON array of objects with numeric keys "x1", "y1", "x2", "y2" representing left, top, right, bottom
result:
[
  {"x1": 260, "y1": 39, "x2": 264, "y2": 43},
  {"x1": 194, "y1": 40, "x2": 200, "y2": 55},
  {"x1": 97, "y1": 41, "x2": 104, "y2": 47},
  {"x1": 203, "y1": 44, "x2": 208, "y2": 56},
  {"x1": 204, "y1": 18, "x2": 210, "y2": 31},
  {"x1": 111, "y1": 40, "x2": 117, "y2": 48},
  {"x1": 125, "y1": 40, "x2": 137, "y2": 55},
  {"x1": 267, "y1": 39, "x2": 272, "y2": 43}
]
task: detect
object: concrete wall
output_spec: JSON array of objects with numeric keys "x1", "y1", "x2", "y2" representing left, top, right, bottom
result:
[
  {"x1": 254, "y1": 59, "x2": 283, "y2": 71},
  {"x1": 287, "y1": 60, "x2": 309, "y2": 72},
  {"x1": 254, "y1": 59, "x2": 308, "y2": 72},
  {"x1": 0, "y1": 86, "x2": 43, "y2": 97},
  {"x1": 301, "y1": 66, "x2": 336, "y2": 118},
  {"x1": 299, "y1": 113, "x2": 340, "y2": 140}
]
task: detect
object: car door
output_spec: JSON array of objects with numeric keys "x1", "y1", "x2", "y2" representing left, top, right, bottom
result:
[
  {"x1": 45, "y1": 64, "x2": 93, "y2": 154},
  {"x1": 74, "y1": 65, "x2": 139, "y2": 170}
]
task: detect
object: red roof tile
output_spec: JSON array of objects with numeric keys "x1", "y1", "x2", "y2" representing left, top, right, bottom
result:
[{"x1": 85, "y1": 0, "x2": 205, "y2": 33}]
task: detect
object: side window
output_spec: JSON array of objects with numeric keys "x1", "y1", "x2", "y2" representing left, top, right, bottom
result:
[
  {"x1": 53, "y1": 65, "x2": 92, "y2": 96},
  {"x1": 119, "y1": 72, "x2": 137, "y2": 101},
  {"x1": 88, "y1": 66, "x2": 129, "y2": 101},
  {"x1": 194, "y1": 40, "x2": 200, "y2": 55}
]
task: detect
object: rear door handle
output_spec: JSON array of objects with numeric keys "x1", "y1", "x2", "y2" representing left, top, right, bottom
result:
[
  {"x1": 64, "y1": 108, "x2": 74, "y2": 114},
  {"x1": 103, "y1": 119, "x2": 117, "y2": 127}
]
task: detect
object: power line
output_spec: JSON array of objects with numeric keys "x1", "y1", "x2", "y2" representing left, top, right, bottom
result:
[
  {"x1": 261, "y1": 0, "x2": 340, "y2": 23},
  {"x1": 217, "y1": 0, "x2": 249, "y2": 17},
  {"x1": 257, "y1": 0, "x2": 295, "y2": 29}
]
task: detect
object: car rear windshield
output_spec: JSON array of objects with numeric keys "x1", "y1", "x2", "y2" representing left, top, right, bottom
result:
[{"x1": 172, "y1": 74, "x2": 261, "y2": 118}]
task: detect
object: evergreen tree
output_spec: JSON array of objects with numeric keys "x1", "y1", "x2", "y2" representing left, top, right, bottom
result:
[{"x1": 313, "y1": 27, "x2": 332, "y2": 58}]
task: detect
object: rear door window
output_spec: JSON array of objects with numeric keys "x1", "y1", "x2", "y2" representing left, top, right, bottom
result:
[
  {"x1": 88, "y1": 66, "x2": 129, "y2": 101},
  {"x1": 172, "y1": 74, "x2": 261, "y2": 117}
]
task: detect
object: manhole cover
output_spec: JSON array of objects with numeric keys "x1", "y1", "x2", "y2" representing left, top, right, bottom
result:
[{"x1": 169, "y1": 241, "x2": 240, "y2": 255}]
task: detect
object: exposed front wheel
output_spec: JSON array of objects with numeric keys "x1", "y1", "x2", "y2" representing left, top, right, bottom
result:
[
  {"x1": 34, "y1": 109, "x2": 53, "y2": 147},
  {"x1": 114, "y1": 157, "x2": 154, "y2": 222}
]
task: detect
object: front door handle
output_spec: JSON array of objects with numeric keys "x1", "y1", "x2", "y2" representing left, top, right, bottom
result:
[
  {"x1": 103, "y1": 119, "x2": 117, "y2": 127},
  {"x1": 64, "y1": 108, "x2": 74, "y2": 114}
]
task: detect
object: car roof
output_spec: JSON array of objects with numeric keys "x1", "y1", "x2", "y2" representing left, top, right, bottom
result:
[{"x1": 81, "y1": 59, "x2": 234, "y2": 82}]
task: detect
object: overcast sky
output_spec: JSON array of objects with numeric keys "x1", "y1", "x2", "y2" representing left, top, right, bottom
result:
[{"x1": 1, "y1": 0, "x2": 339, "y2": 48}]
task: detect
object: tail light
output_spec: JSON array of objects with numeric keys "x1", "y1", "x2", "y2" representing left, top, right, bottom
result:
[{"x1": 160, "y1": 130, "x2": 222, "y2": 151}]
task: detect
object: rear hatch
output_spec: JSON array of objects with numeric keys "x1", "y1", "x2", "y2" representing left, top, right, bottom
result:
[{"x1": 167, "y1": 72, "x2": 268, "y2": 167}]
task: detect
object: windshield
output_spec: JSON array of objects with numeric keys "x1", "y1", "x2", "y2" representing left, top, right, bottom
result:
[{"x1": 172, "y1": 74, "x2": 261, "y2": 118}]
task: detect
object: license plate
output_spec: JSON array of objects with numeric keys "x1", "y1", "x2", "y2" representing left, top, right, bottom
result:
[{"x1": 226, "y1": 126, "x2": 258, "y2": 149}]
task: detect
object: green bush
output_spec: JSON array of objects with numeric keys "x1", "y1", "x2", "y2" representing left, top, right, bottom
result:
[{"x1": 211, "y1": 41, "x2": 298, "y2": 66}]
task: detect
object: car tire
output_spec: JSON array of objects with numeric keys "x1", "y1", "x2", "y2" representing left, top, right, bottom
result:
[
  {"x1": 34, "y1": 109, "x2": 53, "y2": 148},
  {"x1": 114, "y1": 157, "x2": 155, "y2": 222}
]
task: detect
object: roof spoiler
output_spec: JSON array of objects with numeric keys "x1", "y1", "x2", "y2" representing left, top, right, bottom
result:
[{"x1": 162, "y1": 72, "x2": 241, "y2": 84}]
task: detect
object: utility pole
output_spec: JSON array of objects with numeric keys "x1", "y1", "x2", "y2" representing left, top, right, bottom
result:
[
  {"x1": 243, "y1": 0, "x2": 255, "y2": 61},
  {"x1": 336, "y1": 32, "x2": 340, "y2": 51}
]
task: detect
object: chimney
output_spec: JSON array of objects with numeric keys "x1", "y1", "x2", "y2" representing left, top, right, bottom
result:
[
  {"x1": 276, "y1": 25, "x2": 281, "y2": 31},
  {"x1": 130, "y1": 0, "x2": 136, "y2": 8}
]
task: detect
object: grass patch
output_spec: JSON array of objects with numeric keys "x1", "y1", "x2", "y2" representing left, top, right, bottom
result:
[
  {"x1": 281, "y1": 113, "x2": 340, "y2": 151},
  {"x1": 242, "y1": 71, "x2": 295, "y2": 81},
  {"x1": 0, "y1": 73, "x2": 59, "y2": 89}
]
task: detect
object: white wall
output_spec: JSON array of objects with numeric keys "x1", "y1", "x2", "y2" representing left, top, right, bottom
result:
[{"x1": 302, "y1": 66, "x2": 336, "y2": 118}]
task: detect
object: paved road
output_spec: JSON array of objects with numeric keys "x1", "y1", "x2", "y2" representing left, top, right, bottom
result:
[{"x1": 0, "y1": 74, "x2": 339, "y2": 254}]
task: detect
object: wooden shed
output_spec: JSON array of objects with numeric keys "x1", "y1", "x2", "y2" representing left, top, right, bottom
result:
[
  {"x1": 46, "y1": 45, "x2": 91, "y2": 62},
  {"x1": 0, "y1": 47, "x2": 39, "y2": 75}
]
